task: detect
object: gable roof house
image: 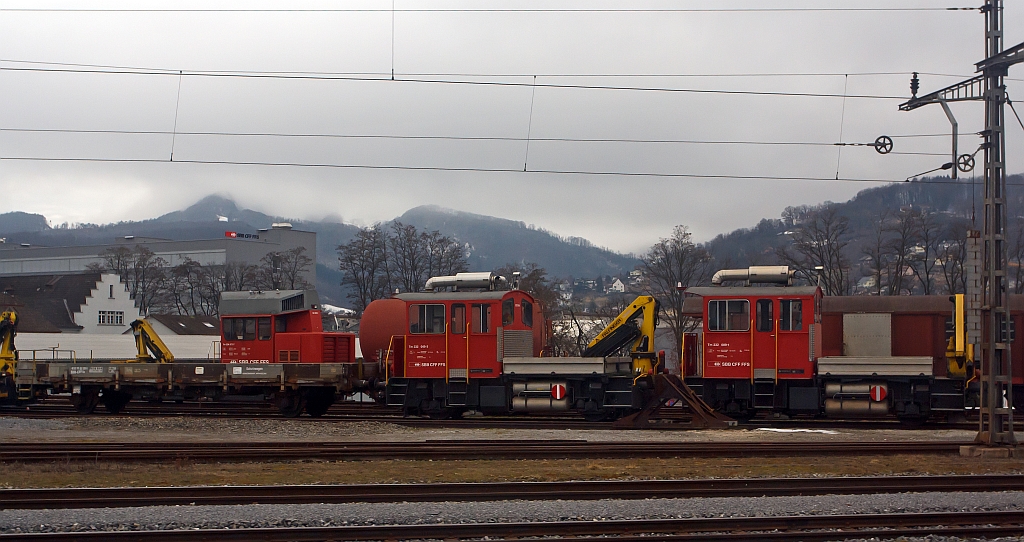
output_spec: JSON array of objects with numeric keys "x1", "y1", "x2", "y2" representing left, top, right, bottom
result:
[{"x1": 0, "y1": 273, "x2": 141, "y2": 334}]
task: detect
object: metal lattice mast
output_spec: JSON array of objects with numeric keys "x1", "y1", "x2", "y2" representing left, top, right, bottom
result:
[
  {"x1": 979, "y1": 0, "x2": 1014, "y2": 446},
  {"x1": 901, "y1": 1, "x2": 1021, "y2": 447}
]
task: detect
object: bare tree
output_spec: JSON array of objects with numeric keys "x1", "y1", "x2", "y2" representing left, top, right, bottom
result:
[
  {"x1": 939, "y1": 219, "x2": 972, "y2": 295},
  {"x1": 221, "y1": 261, "x2": 259, "y2": 292},
  {"x1": 640, "y1": 226, "x2": 714, "y2": 360},
  {"x1": 338, "y1": 225, "x2": 389, "y2": 312},
  {"x1": 387, "y1": 221, "x2": 427, "y2": 293},
  {"x1": 423, "y1": 229, "x2": 468, "y2": 279},
  {"x1": 883, "y1": 209, "x2": 919, "y2": 295},
  {"x1": 775, "y1": 205, "x2": 852, "y2": 296},
  {"x1": 258, "y1": 247, "x2": 313, "y2": 290},
  {"x1": 909, "y1": 211, "x2": 943, "y2": 294},
  {"x1": 860, "y1": 210, "x2": 891, "y2": 295},
  {"x1": 337, "y1": 223, "x2": 467, "y2": 311}
]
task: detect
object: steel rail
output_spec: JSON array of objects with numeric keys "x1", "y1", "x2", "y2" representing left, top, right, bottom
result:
[
  {"x1": 0, "y1": 440, "x2": 969, "y2": 462},
  {"x1": 0, "y1": 510, "x2": 1021, "y2": 541},
  {"x1": 1, "y1": 474, "x2": 1022, "y2": 510}
]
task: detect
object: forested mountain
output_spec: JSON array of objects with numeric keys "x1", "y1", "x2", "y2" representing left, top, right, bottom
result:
[
  {"x1": 395, "y1": 205, "x2": 638, "y2": 278},
  {"x1": 705, "y1": 174, "x2": 1023, "y2": 296},
  {"x1": 0, "y1": 196, "x2": 639, "y2": 305}
]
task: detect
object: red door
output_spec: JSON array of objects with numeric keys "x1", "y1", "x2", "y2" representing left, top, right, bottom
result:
[
  {"x1": 752, "y1": 298, "x2": 777, "y2": 380},
  {"x1": 447, "y1": 303, "x2": 469, "y2": 379}
]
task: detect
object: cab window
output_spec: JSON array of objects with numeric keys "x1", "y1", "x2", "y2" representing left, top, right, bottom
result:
[
  {"x1": 780, "y1": 300, "x2": 803, "y2": 331},
  {"x1": 223, "y1": 317, "x2": 256, "y2": 340},
  {"x1": 258, "y1": 317, "x2": 272, "y2": 340},
  {"x1": 502, "y1": 298, "x2": 514, "y2": 326},
  {"x1": 451, "y1": 304, "x2": 466, "y2": 334},
  {"x1": 522, "y1": 300, "x2": 533, "y2": 328},
  {"x1": 471, "y1": 303, "x2": 491, "y2": 333},
  {"x1": 708, "y1": 300, "x2": 750, "y2": 332},
  {"x1": 756, "y1": 299, "x2": 773, "y2": 332},
  {"x1": 409, "y1": 304, "x2": 445, "y2": 334}
]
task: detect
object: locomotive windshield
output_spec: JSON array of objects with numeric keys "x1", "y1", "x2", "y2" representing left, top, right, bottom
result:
[
  {"x1": 780, "y1": 300, "x2": 803, "y2": 331},
  {"x1": 708, "y1": 300, "x2": 749, "y2": 332}
]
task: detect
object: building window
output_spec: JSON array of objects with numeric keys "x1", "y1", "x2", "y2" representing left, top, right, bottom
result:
[
  {"x1": 98, "y1": 310, "x2": 124, "y2": 326},
  {"x1": 707, "y1": 300, "x2": 749, "y2": 332},
  {"x1": 109, "y1": 285, "x2": 114, "y2": 299}
]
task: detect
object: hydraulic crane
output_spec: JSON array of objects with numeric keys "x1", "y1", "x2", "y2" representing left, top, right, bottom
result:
[
  {"x1": 0, "y1": 311, "x2": 16, "y2": 403},
  {"x1": 582, "y1": 296, "x2": 660, "y2": 376}
]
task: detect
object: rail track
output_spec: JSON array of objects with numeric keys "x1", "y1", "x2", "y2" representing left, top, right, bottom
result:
[
  {"x1": 0, "y1": 440, "x2": 970, "y2": 462},
  {"x1": 0, "y1": 510, "x2": 1022, "y2": 541},
  {"x1": 1, "y1": 474, "x2": 1021, "y2": 509},
  {"x1": 3, "y1": 399, "x2": 1019, "y2": 431}
]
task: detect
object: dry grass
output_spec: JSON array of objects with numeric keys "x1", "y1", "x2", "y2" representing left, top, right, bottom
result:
[{"x1": 2, "y1": 454, "x2": 1023, "y2": 489}]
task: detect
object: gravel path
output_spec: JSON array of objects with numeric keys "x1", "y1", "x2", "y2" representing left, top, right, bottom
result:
[
  {"x1": 0, "y1": 416, "x2": 978, "y2": 444},
  {"x1": 0, "y1": 491, "x2": 1022, "y2": 534}
]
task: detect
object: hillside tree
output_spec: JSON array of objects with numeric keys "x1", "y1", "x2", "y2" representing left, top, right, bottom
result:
[
  {"x1": 774, "y1": 205, "x2": 852, "y2": 296},
  {"x1": 640, "y1": 226, "x2": 714, "y2": 360}
]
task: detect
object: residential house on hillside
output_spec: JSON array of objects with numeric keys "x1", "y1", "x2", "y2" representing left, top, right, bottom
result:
[
  {"x1": 0, "y1": 273, "x2": 141, "y2": 334},
  {"x1": 606, "y1": 278, "x2": 625, "y2": 293}
]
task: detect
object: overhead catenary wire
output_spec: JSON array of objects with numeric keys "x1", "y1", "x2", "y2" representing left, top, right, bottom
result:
[
  {"x1": 836, "y1": 74, "x2": 849, "y2": 179},
  {"x1": 0, "y1": 7, "x2": 979, "y2": 13},
  {"x1": 0, "y1": 127, "x2": 951, "y2": 155},
  {"x1": 0, "y1": 155, "x2": 1002, "y2": 185},
  {"x1": 0, "y1": 60, "x2": 985, "y2": 80},
  {"x1": 0, "y1": 65, "x2": 913, "y2": 100},
  {"x1": 169, "y1": 71, "x2": 183, "y2": 161}
]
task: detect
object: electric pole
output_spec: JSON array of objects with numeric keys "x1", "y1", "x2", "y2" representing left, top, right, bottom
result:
[{"x1": 901, "y1": 0, "x2": 1022, "y2": 451}]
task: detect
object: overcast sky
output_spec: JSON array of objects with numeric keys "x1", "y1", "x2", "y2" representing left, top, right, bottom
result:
[{"x1": 0, "y1": 1, "x2": 1021, "y2": 254}]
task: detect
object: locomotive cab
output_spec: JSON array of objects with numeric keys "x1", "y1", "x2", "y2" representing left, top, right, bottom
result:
[
  {"x1": 683, "y1": 283, "x2": 822, "y2": 419},
  {"x1": 220, "y1": 290, "x2": 356, "y2": 364}
]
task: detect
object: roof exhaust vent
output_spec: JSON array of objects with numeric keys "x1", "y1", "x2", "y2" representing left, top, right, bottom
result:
[
  {"x1": 424, "y1": 272, "x2": 507, "y2": 292},
  {"x1": 712, "y1": 266, "x2": 794, "y2": 286}
]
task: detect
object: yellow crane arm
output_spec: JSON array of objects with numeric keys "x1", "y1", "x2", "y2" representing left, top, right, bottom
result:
[
  {"x1": 130, "y1": 319, "x2": 175, "y2": 363},
  {"x1": 946, "y1": 293, "x2": 973, "y2": 379},
  {"x1": 583, "y1": 296, "x2": 660, "y2": 374},
  {"x1": 0, "y1": 311, "x2": 17, "y2": 375}
]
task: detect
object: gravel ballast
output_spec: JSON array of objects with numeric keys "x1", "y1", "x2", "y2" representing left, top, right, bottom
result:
[
  {"x1": 0, "y1": 416, "x2": 978, "y2": 444},
  {"x1": 0, "y1": 491, "x2": 1022, "y2": 534}
]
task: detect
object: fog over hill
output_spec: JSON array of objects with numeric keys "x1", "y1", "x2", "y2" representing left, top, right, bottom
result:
[
  {"x1": 0, "y1": 174, "x2": 1016, "y2": 304},
  {"x1": 0, "y1": 195, "x2": 638, "y2": 305}
]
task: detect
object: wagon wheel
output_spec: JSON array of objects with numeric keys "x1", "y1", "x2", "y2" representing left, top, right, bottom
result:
[
  {"x1": 101, "y1": 390, "x2": 131, "y2": 414},
  {"x1": 70, "y1": 388, "x2": 100, "y2": 415},
  {"x1": 276, "y1": 393, "x2": 306, "y2": 418},
  {"x1": 304, "y1": 389, "x2": 335, "y2": 418}
]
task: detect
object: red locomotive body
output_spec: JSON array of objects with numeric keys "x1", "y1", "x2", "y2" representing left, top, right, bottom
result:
[
  {"x1": 360, "y1": 290, "x2": 543, "y2": 381},
  {"x1": 220, "y1": 290, "x2": 356, "y2": 364},
  {"x1": 689, "y1": 286, "x2": 822, "y2": 382},
  {"x1": 681, "y1": 267, "x2": 1010, "y2": 421}
]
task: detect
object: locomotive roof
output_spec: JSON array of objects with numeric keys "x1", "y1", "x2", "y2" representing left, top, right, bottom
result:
[
  {"x1": 822, "y1": 295, "x2": 953, "y2": 313},
  {"x1": 220, "y1": 289, "x2": 320, "y2": 315},
  {"x1": 395, "y1": 290, "x2": 518, "y2": 301},
  {"x1": 685, "y1": 286, "x2": 821, "y2": 297}
]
